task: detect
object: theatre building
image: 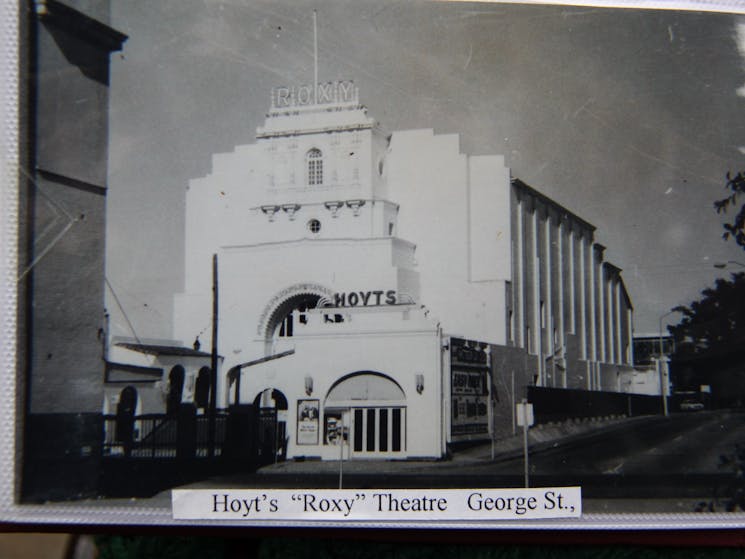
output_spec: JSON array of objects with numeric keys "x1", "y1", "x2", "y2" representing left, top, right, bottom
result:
[{"x1": 166, "y1": 81, "x2": 635, "y2": 461}]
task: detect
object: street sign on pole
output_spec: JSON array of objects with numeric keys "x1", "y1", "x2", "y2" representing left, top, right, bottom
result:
[
  {"x1": 516, "y1": 402, "x2": 534, "y2": 427},
  {"x1": 490, "y1": 399, "x2": 496, "y2": 460},
  {"x1": 338, "y1": 419, "x2": 348, "y2": 490},
  {"x1": 517, "y1": 399, "x2": 533, "y2": 488}
]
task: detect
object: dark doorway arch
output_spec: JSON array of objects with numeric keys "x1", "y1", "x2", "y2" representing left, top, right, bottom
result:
[
  {"x1": 195, "y1": 366, "x2": 211, "y2": 410},
  {"x1": 253, "y1": 389, "x2": 289, "y2": 463},
  {"x1": 252, "y1": 389, "x2": 288, "y2": 411},
  {"x1": 115, "y1": 386, "x2": 138, "y2": 450},
  {"x1": 167, "y1": 365, "x2": 185, "y2": 415}
]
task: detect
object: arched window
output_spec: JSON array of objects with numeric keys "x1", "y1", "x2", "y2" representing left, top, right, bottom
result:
[
  {"x1": 267, "y1": 293, "x2": 321, "y2": 341},
  {"x1": 306, "y1": 148, "x2": 323, "y2": 186},
  {"x1": 325, "y1": 372, "x2": 406, "y2": 403}
]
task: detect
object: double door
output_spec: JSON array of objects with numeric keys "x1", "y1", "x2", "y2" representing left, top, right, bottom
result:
[{"x1": 351, "y1": 406, "x2": 405, "y2": 457}]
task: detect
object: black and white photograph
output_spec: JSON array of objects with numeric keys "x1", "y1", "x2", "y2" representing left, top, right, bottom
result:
[{"x1": 4, "y1": 0, "x2": 745, "y2": 526}]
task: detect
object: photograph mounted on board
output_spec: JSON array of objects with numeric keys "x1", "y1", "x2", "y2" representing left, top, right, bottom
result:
[{"x1": 11, "y1": 0, "x2": 745, "y2": 521}]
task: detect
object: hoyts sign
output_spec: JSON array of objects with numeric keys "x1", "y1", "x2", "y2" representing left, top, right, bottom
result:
[{"x1": 333, "y1": 290, "x2": 397, "y2": 307}]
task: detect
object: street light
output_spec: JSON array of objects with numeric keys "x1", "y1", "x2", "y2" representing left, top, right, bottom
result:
[
  {"x1": 658, "y1": 309, "x2": 678, "y2": 417},
  {"x1": 658, "y1": 310, "x2": 677, "y2": 357},
  {"x1": 714, "y1": 260, "x2": 745, "y2": 269}
]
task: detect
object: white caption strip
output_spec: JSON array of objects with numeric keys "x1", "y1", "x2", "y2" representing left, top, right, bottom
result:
[{"x1": 172, "y1": 487, "x2": 581, "y2": 521}]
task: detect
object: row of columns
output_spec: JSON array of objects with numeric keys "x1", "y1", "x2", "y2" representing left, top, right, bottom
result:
[{"x1": 510, "y1": 186, "x2": 633, "y2": 389}]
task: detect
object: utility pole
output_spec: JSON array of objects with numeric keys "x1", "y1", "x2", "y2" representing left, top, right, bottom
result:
[
  {"x1": 517, "y1": 399, "x2": 533, "y2": 488},
  {"x1": 522, "y1": 400, "x2": 529, "y2": 488},
  {"x1": 209, "y1": 253, "x2": 219, "y2": 458},
  {"x1": 658, "y1": 310, "x2": 675, "y2": 417}
]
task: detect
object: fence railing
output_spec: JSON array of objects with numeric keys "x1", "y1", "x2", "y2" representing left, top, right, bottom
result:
[
  {"x1": 196, "y1": 414, "x2": 227, "y2": 458},
  {"x1": 103, "y1": 412, "x2": 228, "y2": 459}
]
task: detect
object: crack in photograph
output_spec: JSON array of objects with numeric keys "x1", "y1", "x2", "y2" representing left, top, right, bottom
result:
[{"x1": 10, "y1": 0, "x2": 745, "y2": 522}]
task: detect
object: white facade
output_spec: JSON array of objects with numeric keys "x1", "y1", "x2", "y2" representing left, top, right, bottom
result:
[
  {"x1": 174, "y1": 84, "x2": 514, "y2": 359},
  {"x1": 507, "y1": 183, "x2": 635, "y2": 393},
  {"x1": 227, "y1": 305, "x2": 443, "y2": 460},
  {"x1": 103, "y1": 341, "x2": 218, "y2": 417},
  {"x1": 171, "y1": 80, "x2": 637, "y2": 460}
]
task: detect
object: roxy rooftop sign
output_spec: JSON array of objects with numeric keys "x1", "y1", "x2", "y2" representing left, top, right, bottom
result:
[{"x1": 271, "y1": 80, "x2": 359, "y2": 109}]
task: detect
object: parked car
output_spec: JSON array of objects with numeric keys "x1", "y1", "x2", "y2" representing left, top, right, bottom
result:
[{"x1": 680, "y1": 400, "x2": 705, "y2": 411}]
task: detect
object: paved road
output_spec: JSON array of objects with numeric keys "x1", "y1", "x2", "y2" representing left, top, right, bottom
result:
[
  {"x1": 487, "y1": 410, "x2": 745, "y2": 476},
  {"x1": 245, "y1": 411, "x2": 745, "y2": 498},
  {"x1": 164, "y1": 411, "x2": 745, "y2": 501}
]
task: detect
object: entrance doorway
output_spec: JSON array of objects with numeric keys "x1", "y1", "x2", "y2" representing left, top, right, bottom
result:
[
  {"x1": 253, "y1": 389, "x2": 288, "y2": 463},
  {"x1": 351, "y1": 406, "x2": 405, "y2": 455},
  {"x1": 324, "y1": 372, "x2": 407, "y2": 458}
]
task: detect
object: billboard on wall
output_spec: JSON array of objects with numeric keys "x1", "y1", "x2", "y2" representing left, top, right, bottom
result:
[
  {"x1": 296, "y1": 399, "x2": 320, "y2": 445},
  {"x1": 450, "y1": 338, "x2": 490, "y2": 439}
]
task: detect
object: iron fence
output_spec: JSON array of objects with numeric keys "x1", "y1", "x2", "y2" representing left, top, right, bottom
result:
[{"x1": 103, "y1": 412, "x2": 227, "y2": 459}]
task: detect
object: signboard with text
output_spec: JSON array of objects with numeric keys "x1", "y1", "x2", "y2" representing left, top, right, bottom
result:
[
  {"x1": 516, "y1": 402, "x2": 535, "y2": 427},
  {"x1": 297, "y1": 400, "x2": 320, "y2": 445},
  {"x1": 271, "y1": 80, "x2": 359, "y2": 109},
  {"x1": 450, "y1": 338, "x2": 490, "y2": 438}
]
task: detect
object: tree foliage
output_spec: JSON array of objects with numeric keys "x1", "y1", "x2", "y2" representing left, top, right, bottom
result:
[
  {"x1": 666, "y1": 174, "x2": 745, "y2": 402},
  {"x1": 673, "y1": 170, "x2": 745, "y2": 355},
  {"x1": 714, "y1": 171, "x2": 745, "y2": 249},
  {"x1": 668, "y1": 272, "x2": 745, "y2": 358}
]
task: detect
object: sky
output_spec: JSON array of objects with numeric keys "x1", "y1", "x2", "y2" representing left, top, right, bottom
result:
[{"x1": 105, "y1": 0, "x2": 745, "y2": 343}]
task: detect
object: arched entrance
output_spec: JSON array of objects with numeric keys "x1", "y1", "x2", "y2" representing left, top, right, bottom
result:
[
  {"x1": 324, "y1": 372, "x2": 407, "y2": 457},
  {"x1": 253, "y1": 389, "x2": 288, "y2": 463}
]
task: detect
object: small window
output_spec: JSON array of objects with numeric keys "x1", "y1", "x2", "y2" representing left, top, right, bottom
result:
[
  {"x1": 307, "y1": 219, "x2": 321, "y2": 234},
  {"x1": 307, "y1": 148, "x2": 323, "y2": 186}
]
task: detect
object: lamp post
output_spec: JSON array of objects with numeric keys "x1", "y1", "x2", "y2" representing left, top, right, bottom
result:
[
  {"x1": 658, "y1": 310, "x2": 676, "y2": 358},
  {"x1": 658, "y1": 310, "x2": 677, "y2": 417}
]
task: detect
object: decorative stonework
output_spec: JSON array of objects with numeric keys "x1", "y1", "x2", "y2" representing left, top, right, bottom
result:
[
  {"x1": 346, "y1": 199, "x2": 365, "y2": 216},
  {"x1": 282, "y1": 203, "x2": 301, "y2": 220},
  {"x1": 256, "y1": 283, "x2": 336, "y2": 337},
  {"x1": 261, "y1": 205, "x2": 280, "y2": 222},
  {"x1": 324, "y1": 200, "x2": 343, "y2": 218}
]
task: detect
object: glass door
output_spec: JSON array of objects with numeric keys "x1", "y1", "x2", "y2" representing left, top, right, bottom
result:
[{"x1": 351, "y1": 407, "x2": 405, "y2": 457}]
